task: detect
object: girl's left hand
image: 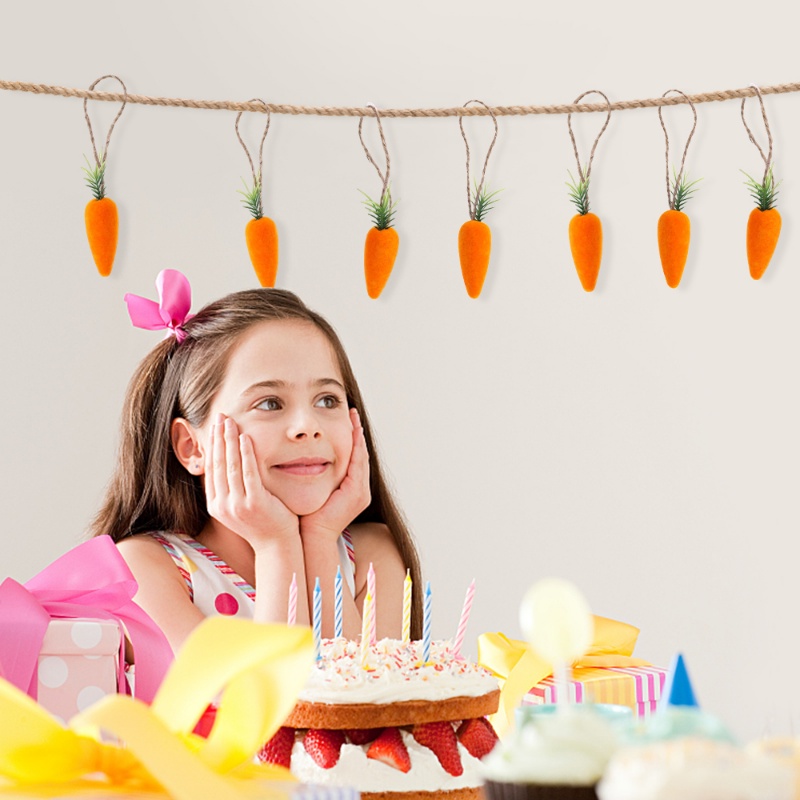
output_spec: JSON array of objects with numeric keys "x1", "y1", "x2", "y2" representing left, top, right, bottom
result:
[{"x1": 299, "y1": 408, "x2": 371, "y2": 541}]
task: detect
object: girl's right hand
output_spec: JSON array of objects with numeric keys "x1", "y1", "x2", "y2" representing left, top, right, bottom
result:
[{"x1": 205, "y1": 415, "x2": 299, "y2": 549}]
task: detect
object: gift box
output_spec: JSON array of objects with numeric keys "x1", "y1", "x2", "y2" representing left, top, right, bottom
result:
[
  {"x1": 35, "y1": 617, "x2": 122, "y2": 724},
  {"x1": 521, "y1": 664, "x2": 667, "y2": 716},
  {"x1": 0, "y1": 537, "x2": 172, "y2": 712}
]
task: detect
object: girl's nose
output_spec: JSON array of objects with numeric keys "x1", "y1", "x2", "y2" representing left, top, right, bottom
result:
[{"x1": 286, "y1": 411, "x2": 322, "y2": 440}]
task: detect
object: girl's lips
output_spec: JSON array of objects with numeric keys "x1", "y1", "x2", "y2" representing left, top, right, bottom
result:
[{"x1": 273, "y1": 458, "x2": 330, "y2": 476}]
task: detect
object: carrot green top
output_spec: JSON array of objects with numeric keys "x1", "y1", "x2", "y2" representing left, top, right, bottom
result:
[
  {"x1": 471, "y1": 182, "x2": 501, "y2": 222},
  {"x1": 82, "y1": 155, "x2": 107, "y2": 201},
  {"x1": 360, "y1": 189, "x2": 397, "y2": 230},
  {"x1": 670, "y1": 170, "x2": 701, "y2": 212},
  {"x1": 743, "y1": 167, "x2": 780, "y2": 211},
  {"x1": 566, "y1": 172, "x2": 590, "y2": 216},
  {"x1": 238, "y1": 178, "x2": 264, "y2": 221}
]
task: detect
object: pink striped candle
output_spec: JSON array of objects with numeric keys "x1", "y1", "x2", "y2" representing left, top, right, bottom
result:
[
  {"x1": 287, "y1": 572, "x2": 297, "y2": 626},
  {"x1": 452, "y1": 579, "x2": 475, "y2": 657},
  {"x1": 422, "y1": 581, "x2": 432, "y2": 663},
  {"x1": 367, "y1": 562, "x2": 377, "y2": 644}
]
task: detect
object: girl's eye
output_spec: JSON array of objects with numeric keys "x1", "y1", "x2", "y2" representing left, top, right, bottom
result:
[
  {"x1": 256, "y1": 397, "x2": 282, "y2": 411},
  {"x1": 315, "y1": 395, "x2": 341, "y2": 409}
]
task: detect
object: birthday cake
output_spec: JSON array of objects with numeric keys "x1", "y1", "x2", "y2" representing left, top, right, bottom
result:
[{"x1": 259, "y1": 637, "x2": 501, "y2": 800}]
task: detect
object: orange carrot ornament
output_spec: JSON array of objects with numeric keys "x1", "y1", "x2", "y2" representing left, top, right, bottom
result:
[
  {"x1": 235, "y1": 99, "x2": 278, "y2": 287},
  {"x1": 741, "y1": 86, "x2": 781, "y2": 280},
  {"x1": 566, "y1": 91, "x2": 611, "y2": 292},
  {"x1": 457, "y1": 100, "x2": 500, "y2": 299},
  {"x1": 358, "y1": 105, "x2": 399, "y2": 299},
  {"x1": 82, "y1": 74, "x2": 127, "y2": 277},
  {"x1": 656, "y1": 90, "x2": 701, "y2": 288}
]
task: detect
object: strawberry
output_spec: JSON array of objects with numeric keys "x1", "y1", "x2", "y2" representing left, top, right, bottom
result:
[
  {"x1": 366, "y1": 727, "x2": 411, "y2": 773},
  {"x1": 412, "y1": 721, "x2": 463, "y2": 776},
  {"x1": 303, "y1": 729, "x2": 346, "y2": 769},
  {"x1": 346, "y1": 728, "x2": 384, "y2": 746},
  {"x1": 192, "y1": 704, "x2": 217, "y2": 738},
  {"x1": 258, "y1": 726, "x2": 296, "y2": 768},
  {"x1": 456, "y1": 717, "x2": 499, "y2": 760}
]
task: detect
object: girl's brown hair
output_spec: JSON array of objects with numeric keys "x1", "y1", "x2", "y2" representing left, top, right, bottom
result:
[{"x1": 91, "y1": 288, "x2": 423, "y2": 637}]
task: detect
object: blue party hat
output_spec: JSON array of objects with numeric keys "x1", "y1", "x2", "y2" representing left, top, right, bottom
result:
[{"x1": 661, "y1": 653, "x2": 699, "y2": 708}]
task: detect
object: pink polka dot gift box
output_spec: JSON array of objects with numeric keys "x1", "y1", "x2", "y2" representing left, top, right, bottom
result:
[
  {"x1": 36, "y1": 617, "x2": 121, "y2": 724},
  {"x1": 0, "y1": 537, "x2": 173, "y2": 720}
]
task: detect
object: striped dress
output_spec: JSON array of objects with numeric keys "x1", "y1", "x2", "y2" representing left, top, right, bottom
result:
[{"x1": 146, "y1": 530, "x2": 356, "y2": 619}]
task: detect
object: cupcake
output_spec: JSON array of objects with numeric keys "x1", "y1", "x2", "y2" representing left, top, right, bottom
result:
[
  {"x1": 481, "y1": 705, "x2": 619, "y2": 800},
  {"x1": 747, "y1": 738, "x2": 800, "y2": 799},
  {"x1": 597, "y1": 655, "x2": 794, "y2": 800},
  {"x1": 597, "y1": 737, "x2": 793, "y2": 800}
]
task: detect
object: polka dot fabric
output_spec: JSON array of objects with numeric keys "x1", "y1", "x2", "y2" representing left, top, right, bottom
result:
[{"x1": 36, "y1": 619, "x2": 121, "y2": 724}]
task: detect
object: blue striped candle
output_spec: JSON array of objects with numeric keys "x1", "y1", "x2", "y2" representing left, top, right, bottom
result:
[
  {"x1": 313, "y1": 577, "x2": 322, "y2": 661},
  {"x1": 334, "y1": 565, "x2": 343, "y2": 638},
  {"x1": 422, "y1": 581, "x2": 432, "y2": 662}
]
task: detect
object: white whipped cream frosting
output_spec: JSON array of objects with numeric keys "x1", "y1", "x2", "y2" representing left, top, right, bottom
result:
[
  {"x1": 297, "y1": 638, "x2": 499, "y2": 704},
  {"x1": 481, "y1": 706, "x2": 618, "y2": 786},
  {"x1": 597, "y1": 738, "x2": 794, "y2": 800},
  {"x1": 290, "y1": 731, "x2": 484, "y2": 792}
]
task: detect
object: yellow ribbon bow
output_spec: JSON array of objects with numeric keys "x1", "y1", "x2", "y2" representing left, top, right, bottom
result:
[
  {"x1": 0, "y1": 616, "x2": 315, "y2": 799},
  {"x1": 478, "y1": 615, "x2": 649, "y2": 738}
]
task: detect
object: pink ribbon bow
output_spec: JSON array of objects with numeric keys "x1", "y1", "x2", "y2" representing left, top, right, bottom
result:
[
  {"x1": 124, "y1": 269, "x2": 194, "y2": 343},
  {"x1": 0, "y1": 536, "x2": 173, "y2": 705}
]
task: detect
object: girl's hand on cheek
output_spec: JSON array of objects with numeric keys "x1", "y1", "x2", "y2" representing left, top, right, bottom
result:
[
  {"x1": 205, "y1": 415, "x2": 299, "y2": 549},
  {"x1": 300, "y1": 408, "x2": 371, "y2": 541}
]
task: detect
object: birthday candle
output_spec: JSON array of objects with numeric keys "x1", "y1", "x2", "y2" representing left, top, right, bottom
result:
[
  {"x1": 422, "y1": 581, "x2": 432, "y2": 663},
  {"x1": 361, "y1": 591, "x2": 373, "y2": 668},
  {"x1": 287, "y1": 572, "x2": 297, "y2": 626},
  {"x1": 313, "y1": 577, "x2": 322, "y2": 661},
  {"x1": 334, "y1": 565, "x2": 343, "y2": 638},
  {"x1": 402, "y1": 569, "x2": 412, "y2": 644},
  {"x1": 452, "y1": 578, "x2": 475, "y2": 657},
  {"x1": 367, "y1": 562, "x2": 377, "y2": 644}
]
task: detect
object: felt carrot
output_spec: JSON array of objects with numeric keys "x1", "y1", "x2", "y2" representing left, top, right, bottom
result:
[
  {"x1": 565, "y1": 91, "x2": 611, "y2": 293},
  {"x1": 239, "y1": 178, "x2": 278, "y2": 287},
  {"x1": 657, "y1": 172, "x2": 701, "y2": 288},
  {"x1": 82, "y1": 155, "x2": 118, "y2": 277},
  {"x1": 458, "y1": 184, "x2": 501, "y2": 299},
  {"x1": 743, "y1": 167, "x2": 781, "y2": 280},
  {"x1": 567, "y1": 173, "x2": 602, "y2": 292},
  {"x1": 360, "y1": 189, "x2": 399, "y2": 299}
]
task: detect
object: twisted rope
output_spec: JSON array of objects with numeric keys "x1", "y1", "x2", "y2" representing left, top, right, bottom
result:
[
  {"x1": 4, "y1": 78, "x2": 800, "y2": 116},
  {"x1": 659, "y1": 89, "x2": 697, "y2": 210}
]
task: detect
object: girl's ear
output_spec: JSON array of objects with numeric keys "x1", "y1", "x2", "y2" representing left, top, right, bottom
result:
[{"x1": 171, "y1": 418, "x2": 204, "y2": 475}]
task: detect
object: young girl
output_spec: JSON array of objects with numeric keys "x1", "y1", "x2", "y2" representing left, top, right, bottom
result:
[{"x1": 91, "y1": 270, "x2": 423, "y2": 653}]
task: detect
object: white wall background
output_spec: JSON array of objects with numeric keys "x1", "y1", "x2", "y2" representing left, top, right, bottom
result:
[{"x1": 1, "y1": 0, "x2": 798, "y2": 742}]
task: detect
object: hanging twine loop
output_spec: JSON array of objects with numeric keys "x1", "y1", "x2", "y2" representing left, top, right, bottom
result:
[
  {"x1": 459, "y1": 99, "x2": 498, "y2": 220},
  {"x1": 659, "y1": 89, "x2": 698, "y2": 209},
  {"x1": 741, "y1": 85, "x2": 774, "y2": 182},
  {"x1": 235, "y1": 98, "x2": 271, "y2": 195},
  {"x1": 358, "y1": 104, "x2": 391, "y2": 204},
  {"x1": 83, "y1": 74, "x2": 128, "y2": 189},
  {"x1": 567, "y1": 90, "x2": 611, "y2": 200}
]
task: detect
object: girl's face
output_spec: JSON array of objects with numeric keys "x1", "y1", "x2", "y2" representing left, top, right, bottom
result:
[{"x1": 199, "y1": 319, "x2": 354, "y2": 516}]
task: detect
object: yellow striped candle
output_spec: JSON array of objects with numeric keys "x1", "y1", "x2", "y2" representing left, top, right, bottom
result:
[
  {"x1": 361, "y1": 591, "x2": 374, "y2": 668},
  {"x1": 402, "y1": 569, "x2": 412, "y2": 644}
]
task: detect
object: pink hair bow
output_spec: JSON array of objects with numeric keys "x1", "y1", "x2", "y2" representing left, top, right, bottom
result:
[{"x1": 124, "y1": 269, "x2": 194, "y2": 343}]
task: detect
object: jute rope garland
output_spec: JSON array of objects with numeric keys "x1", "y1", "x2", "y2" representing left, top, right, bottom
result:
[
  {"x1": 358, "y1": 104, "x2": 391, "y2": 204},
  {"x1": 459, "y1": 99, "x2": 498, "y2": 220},
  {"x1": 5, "y1": 78, "x2": 800, "y2": 116},
  {"x1": 659, "y1": 89, "x2": 697, "y2": 210},
  {"x1": 83, "y1": 74, "x2": 127, "y2": 177},
  {"x1": 235, "y1": 97, "x2": 271, "y2": 212},
  {"x1": 741, "y1": 85, "x2": 774, "y2": 181}
]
